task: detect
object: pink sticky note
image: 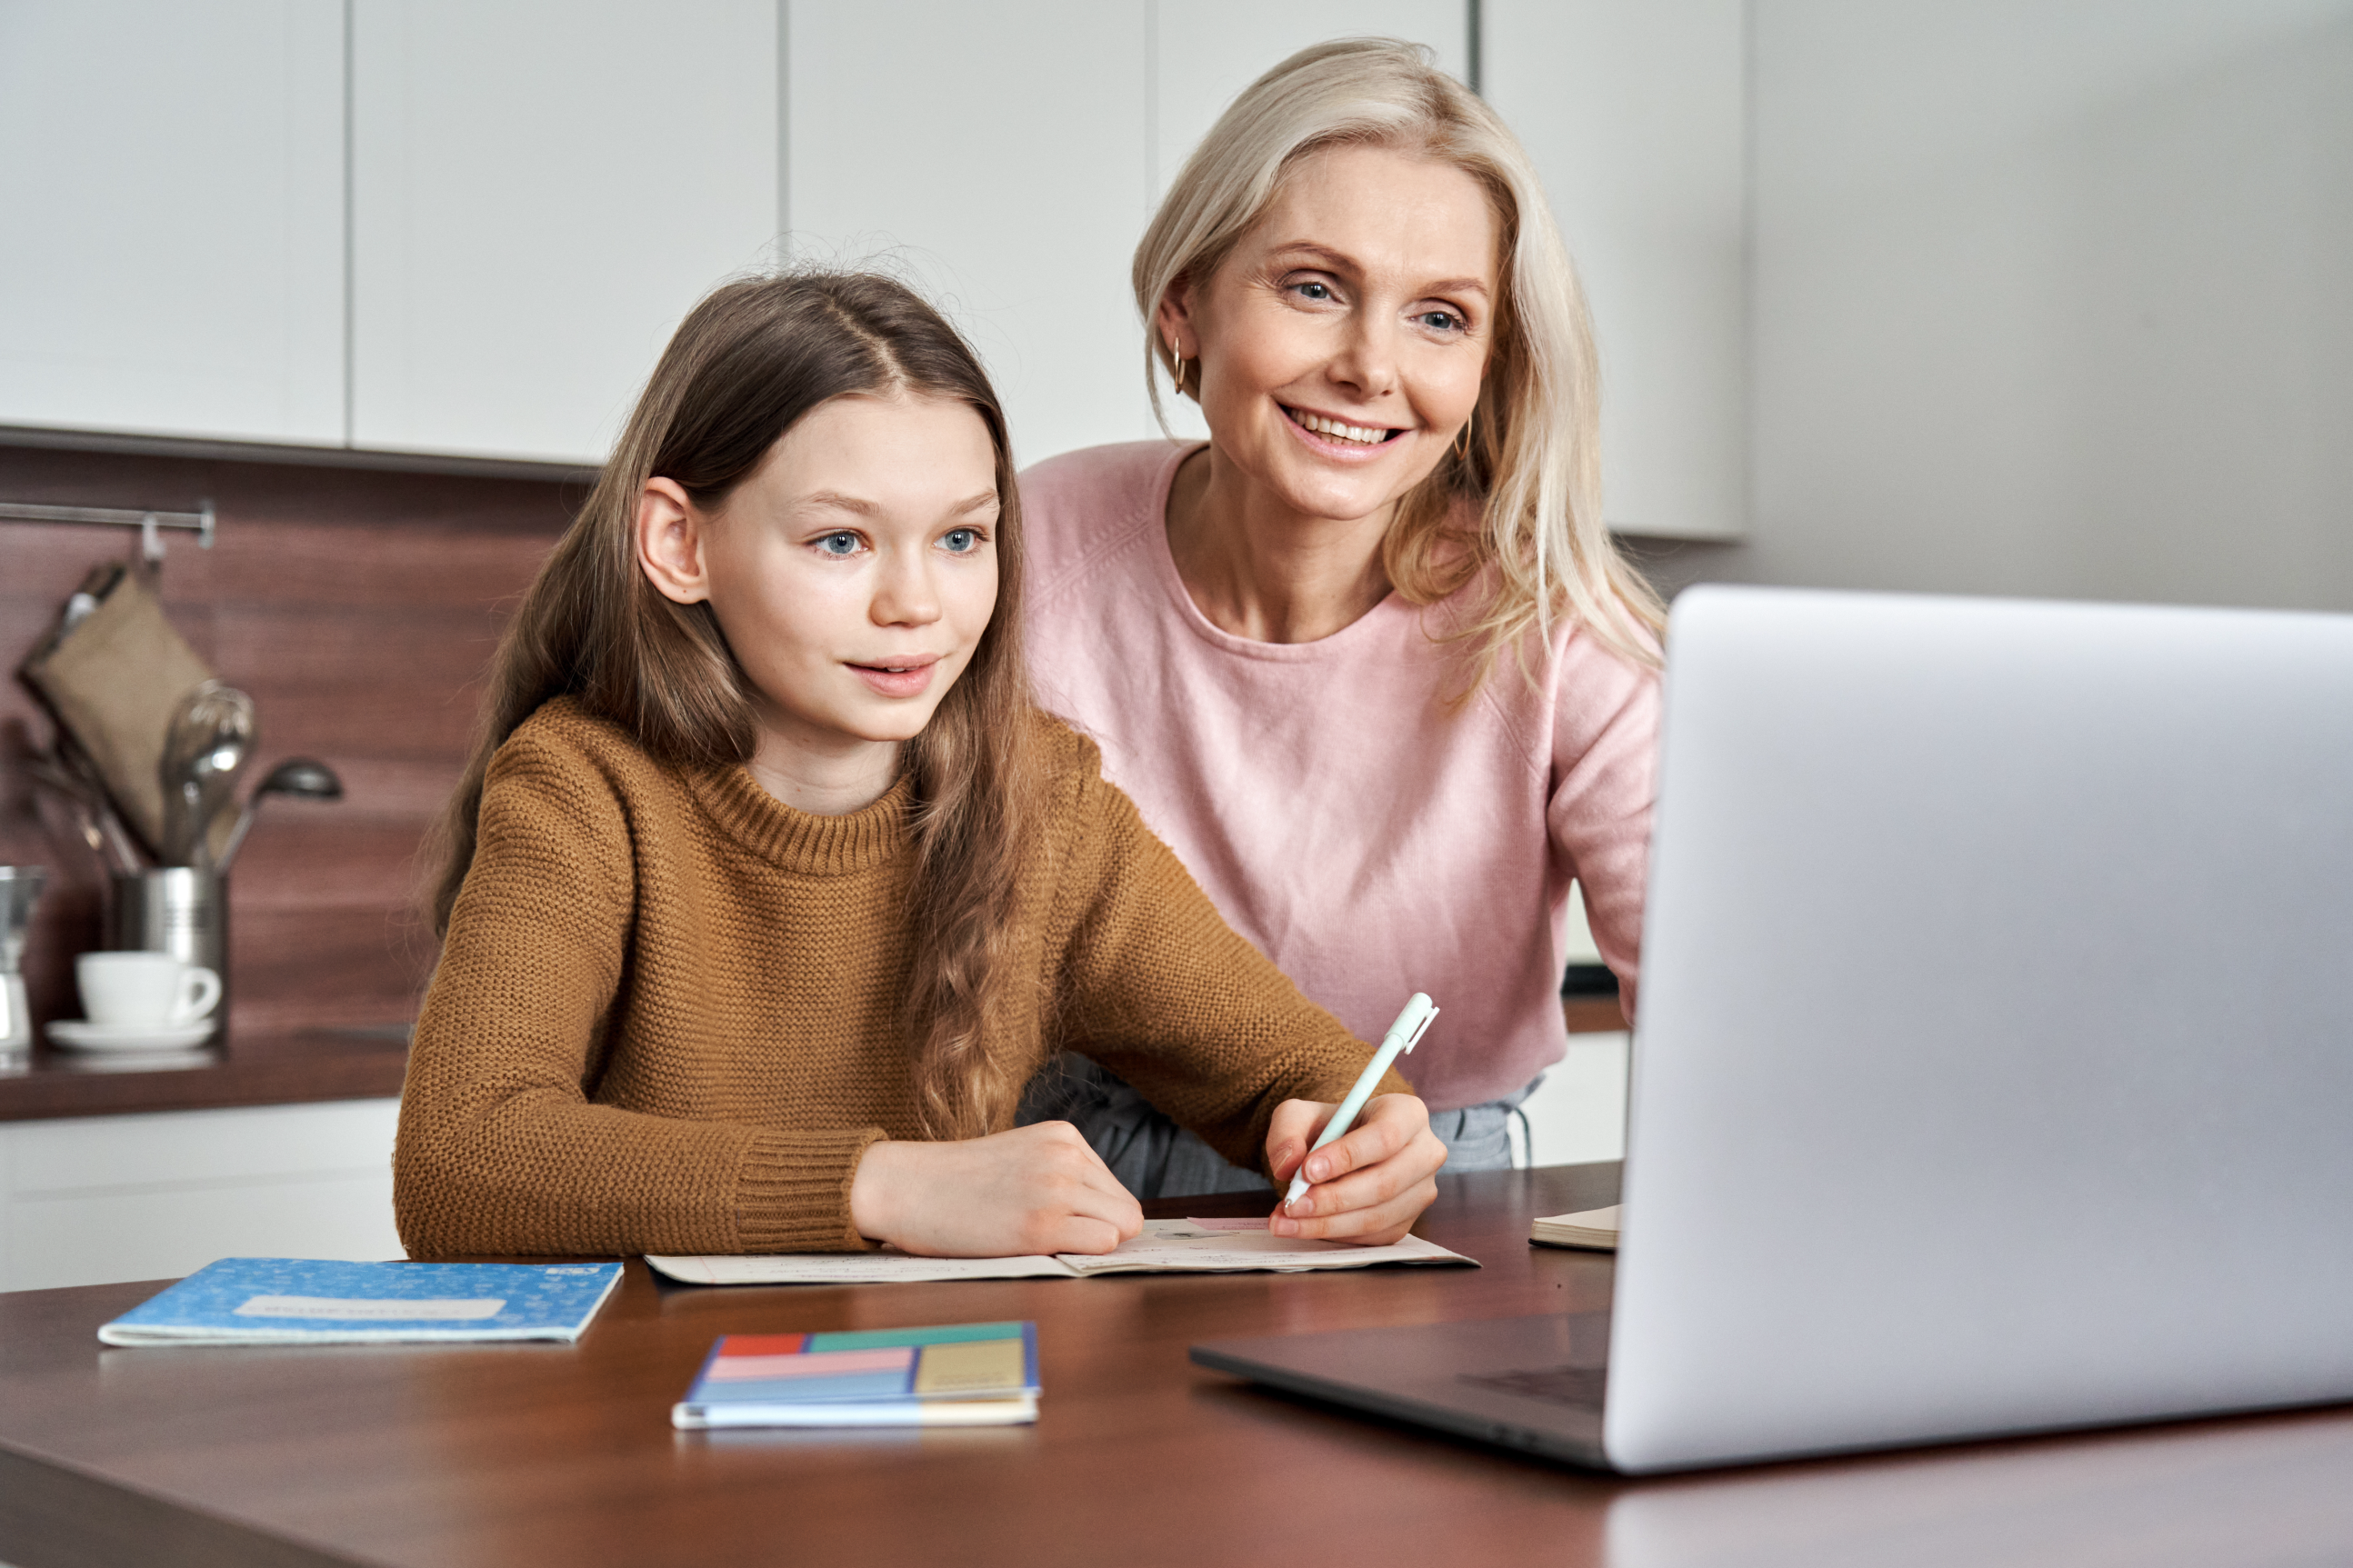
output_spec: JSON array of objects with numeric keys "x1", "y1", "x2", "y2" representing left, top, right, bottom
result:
[{"x1": 1183, "y1": 1217, "x2": 1268, "y2": 1232}]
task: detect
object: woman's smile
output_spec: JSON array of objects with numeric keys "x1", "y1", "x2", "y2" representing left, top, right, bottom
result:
[{"x1": 1279, "y1": 402, "x2": 1409, "y2": 460}]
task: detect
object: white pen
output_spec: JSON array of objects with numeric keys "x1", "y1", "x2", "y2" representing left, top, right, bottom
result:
[{"x1": 1284, "y1": 992, "x2": 1439, "y2": 1210}]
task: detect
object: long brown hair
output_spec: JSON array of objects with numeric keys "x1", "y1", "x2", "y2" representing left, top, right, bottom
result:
[{"x1": 428, "y1": 269, "x2": 1042, "y2": 1138}]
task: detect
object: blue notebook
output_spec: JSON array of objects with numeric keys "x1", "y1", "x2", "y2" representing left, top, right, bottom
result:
[
  {"x1": 97, "y1": 1258, "x2": 624, "y2": 1345},
  {"x1": 673, "y1": 1321, "x2": 1040, "y2": 1428}
]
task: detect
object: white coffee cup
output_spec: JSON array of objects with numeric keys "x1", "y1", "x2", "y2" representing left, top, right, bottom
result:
[{"x1": 76, "y1": 951, "x2": 223, "y2": 1029}]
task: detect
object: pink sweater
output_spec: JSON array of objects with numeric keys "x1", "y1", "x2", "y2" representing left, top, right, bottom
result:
[{"x1": 1018, "y1": 442, "x2": 1660, "y2": 1112}]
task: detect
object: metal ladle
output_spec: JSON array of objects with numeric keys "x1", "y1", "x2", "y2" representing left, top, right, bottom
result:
[
  {"x1": 215, "y1": 758, "x2": 344, "y2": 873},
  {"x1": 159, "y1": 682, "x2": 256, "y2": 869}
]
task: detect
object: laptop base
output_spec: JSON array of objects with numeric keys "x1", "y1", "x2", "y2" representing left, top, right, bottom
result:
[{"x1": 1191, "y1": 1312, "x2": 1613, "y2": 1469}]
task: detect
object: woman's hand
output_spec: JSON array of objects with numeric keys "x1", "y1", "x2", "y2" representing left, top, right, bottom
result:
[
  {"x1": 849, "y1": 1123, "x2": 1143, "y2": 1258},
  {"x1": 1264, "y1": 1094, "x2": 1446, "y2": 1245}
]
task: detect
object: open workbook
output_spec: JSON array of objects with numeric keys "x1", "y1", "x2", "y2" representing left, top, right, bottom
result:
[{"x1": 647, "y1": 1217, "x2": 1474, "y2": 1285}]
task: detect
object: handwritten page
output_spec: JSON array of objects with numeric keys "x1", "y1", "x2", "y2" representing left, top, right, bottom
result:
[
  {"x1": 646, "y1": 1221, "x2": 1475, "y2": 1287},
  {"x1": 1056, "y1": 1220, "x2": 1473, "y2": 1275}
]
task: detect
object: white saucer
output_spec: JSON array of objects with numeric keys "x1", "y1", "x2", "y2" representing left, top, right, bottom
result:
[
  {"x1": 46, "y1": 1019, "x2": 219, "y2": 1053},
  {"x1": 53, "y1": 1048, "x2": 218, "y2": 1073}
]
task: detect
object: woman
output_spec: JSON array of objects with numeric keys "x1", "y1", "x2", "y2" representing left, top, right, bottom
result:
[{"x1": 1016, "y1": 39, "x2": 1664, "y2": 1195}]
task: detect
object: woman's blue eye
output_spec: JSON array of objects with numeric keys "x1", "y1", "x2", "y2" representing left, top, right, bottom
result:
[
  {"x1": 1295, "y1": 281, "x2": 1334, "y2": 302},
  {"x1": 1418, "y1": 310, "x2": 1462, "y2": 333},
  {"x1": 941, "y1": 528, "x2": 980, "y2": 554},
  {"x1": 816, "y1": 531, "x2": 860, "y2": 556}
]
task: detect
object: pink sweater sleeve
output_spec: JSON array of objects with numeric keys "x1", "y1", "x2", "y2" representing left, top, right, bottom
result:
[{"x1": 1545, "y1": 631, "x2": 1663, "y2": 1023}]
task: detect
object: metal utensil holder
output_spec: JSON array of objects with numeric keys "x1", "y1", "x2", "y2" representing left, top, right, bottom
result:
[
  {"x1": 1, "y1": 865, "x2": 45, "y2": 1054},
  {"x1": 110, "y1": 868, "x2": 227, "y2": 1041}
]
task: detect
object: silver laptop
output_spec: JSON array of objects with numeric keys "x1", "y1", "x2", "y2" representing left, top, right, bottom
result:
[{"x1": 1193, "y1": 584, "x2": 2353, "y2": 1473}]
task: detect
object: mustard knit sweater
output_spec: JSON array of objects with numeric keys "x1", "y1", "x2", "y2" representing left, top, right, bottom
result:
[{"x1": 393, "y1": 697, "x2": 1404, "y2": 1258}]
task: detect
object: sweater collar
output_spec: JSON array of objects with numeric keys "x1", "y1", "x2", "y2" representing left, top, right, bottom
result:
[{"x1": 686, "y1": 762, "x2": 913, "y2": 874}]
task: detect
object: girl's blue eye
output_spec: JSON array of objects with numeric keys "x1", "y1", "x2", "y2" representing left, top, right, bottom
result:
[
  {"x1": 816, "y1": 531, "x2": 860, "y2": 556},
  {"x1": 940, "y1": 528, "x2": 980, "y2": 554}
]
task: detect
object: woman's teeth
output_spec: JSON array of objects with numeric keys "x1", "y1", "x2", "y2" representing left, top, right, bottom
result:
[{"x1": 1287, "y1": 408, "x2": 1394, "y2": 446}]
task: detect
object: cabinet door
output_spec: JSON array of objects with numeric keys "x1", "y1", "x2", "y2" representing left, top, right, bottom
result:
[
  {"x1": 1151, "y1": 5, "x2": 1471, "y2": 196},
  {"x1": 351, "y1": 0, "x2": 779, "y2": 465},
  {"x1": 1486, "y1": 0, "x2": 1747, "y2": 541},
  {"x1": 0, "y1": 0, "x2": 345, "y2": 445},
  {"x1": 0, "y1": 1099, "x2": 403, "y2": 1292},
  {"x1": 786, "y1": 0, "x2": 1155, "y2": 467}
]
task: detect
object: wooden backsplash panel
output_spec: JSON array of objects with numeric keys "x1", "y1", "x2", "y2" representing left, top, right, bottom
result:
[{"x1": 0, "y1": 443, "x2": 579, "y2": 1044}]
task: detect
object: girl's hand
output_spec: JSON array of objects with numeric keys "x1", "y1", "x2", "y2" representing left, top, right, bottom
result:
[
  {"x1": 849, "y1": 1123, "x2": 1144, "y2": 1257},
  {"x1": 1264, "y1": 1094, "x2": 1446, "y2": 1245}
]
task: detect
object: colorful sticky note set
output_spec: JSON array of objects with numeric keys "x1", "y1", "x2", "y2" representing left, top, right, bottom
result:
[{"x1": 672, "y1": 1322, "x2": 1039, "y2": 1429}]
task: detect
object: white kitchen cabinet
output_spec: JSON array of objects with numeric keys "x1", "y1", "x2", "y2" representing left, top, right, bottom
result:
[
  {"x1": 1486, "y1": 0, "x2": 1747, "y2": 541},
  {"x1": 0, "y1": 1098, "x2": 403, "y2": 1292},
  {"x1": 786, "y1": 0, "x2": 1156, "y2": 468},
  {"x1": 350, "y1": 0, "x2": 780, "y2": 465},
  {"x1": 0, "y1": 0, "x2": 345, "y2": 446},
  {"x1": 0, "y1": 0, "x2": 1741, "y2": 502},
  {"x1": 1149, "y1": 3, "x2": 1470, "y2": 199}
]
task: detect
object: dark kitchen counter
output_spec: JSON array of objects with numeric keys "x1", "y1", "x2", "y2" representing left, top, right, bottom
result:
[
  {"x1": 0, "y1": 1000, "x2": 1627, "y2": 1125},
  {"x1": 0, "y1": 1024, "x2": 411, "y2": 1123}
]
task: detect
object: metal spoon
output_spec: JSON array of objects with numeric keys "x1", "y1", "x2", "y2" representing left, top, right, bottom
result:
[
  {"x1": 159, "y1": 682, "x2": 256, "y2": 869},
  {"x1": 214, "y1": 757, "x2": 343, "y2": 873}
]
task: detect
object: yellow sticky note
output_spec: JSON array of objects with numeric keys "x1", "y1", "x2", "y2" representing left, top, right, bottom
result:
[{"x1": 914, "y1": 1336, "x2": 1023, "y2": 1395}]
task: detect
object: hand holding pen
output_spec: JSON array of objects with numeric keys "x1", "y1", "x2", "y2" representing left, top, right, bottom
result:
[{"x1": 1264, "y1": 994, "x2": 1448, "y2": 1245}]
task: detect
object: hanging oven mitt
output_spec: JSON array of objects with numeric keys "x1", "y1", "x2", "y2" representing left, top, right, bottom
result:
[{"x1": 18, "y1": 564, "x2": 215, "y2": 860}]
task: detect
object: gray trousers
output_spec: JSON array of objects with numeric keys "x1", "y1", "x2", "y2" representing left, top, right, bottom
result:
[{"x1": 1013, "y1": 1054, "x2": 1536, "y2": 1202}]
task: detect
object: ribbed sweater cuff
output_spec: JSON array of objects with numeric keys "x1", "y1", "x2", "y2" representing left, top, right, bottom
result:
[{"x1": 734, "y1": 1128, "x2": 888, "y2": 1253}]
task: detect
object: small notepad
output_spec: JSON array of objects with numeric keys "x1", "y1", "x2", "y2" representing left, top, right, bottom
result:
[
  {"x1": 1530, "y1": 1205, "x2": 1620, "y2": 1251},
  {"x1": 96, "y1": 1259, "x2": 624, "y2": 1345},
  {"x1": 673, "y1": 1322, "x2": 1040, "y2": 1428}
]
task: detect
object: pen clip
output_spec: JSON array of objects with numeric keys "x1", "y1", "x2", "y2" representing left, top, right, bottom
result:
[{"x1": 1400, "y1": 1002, "x2": 1438, "y2": 1055}]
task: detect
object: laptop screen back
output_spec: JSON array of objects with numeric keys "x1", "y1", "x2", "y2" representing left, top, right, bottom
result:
[{"x1": 1607, "y1": 587, "x2": 2353, "y2": 1473}]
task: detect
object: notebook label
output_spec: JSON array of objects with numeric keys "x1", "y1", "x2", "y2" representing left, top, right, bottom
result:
[{"x1": 232, "y1": 1294, "x2": 507, "y2": 1321}]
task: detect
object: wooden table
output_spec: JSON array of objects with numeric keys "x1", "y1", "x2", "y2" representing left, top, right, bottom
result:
[{"x1": 5, "y1": 1164, "x2": 2353, "y2": 1568}]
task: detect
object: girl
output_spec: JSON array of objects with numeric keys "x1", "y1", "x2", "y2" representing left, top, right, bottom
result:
[
  {"x1": 1017, "y1": 40, "x2": 1663, "y2": 1193},
  {"x1": 394, "y1": 271, "x2": 1445, "y2": 1259}
]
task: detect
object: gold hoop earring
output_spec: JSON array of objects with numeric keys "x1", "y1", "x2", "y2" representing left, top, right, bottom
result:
[
  {"x1": 1453, "y1": 407, "x2": 1475, "y2": 461},
  {"x1": 1168, "y1": 342, "x2": 1188, "y2": 396}
]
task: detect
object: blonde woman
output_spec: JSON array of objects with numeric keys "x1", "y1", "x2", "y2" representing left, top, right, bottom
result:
[{"x1": 1016, "y1": 39, "x2": 1664, "y2": 1195}]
